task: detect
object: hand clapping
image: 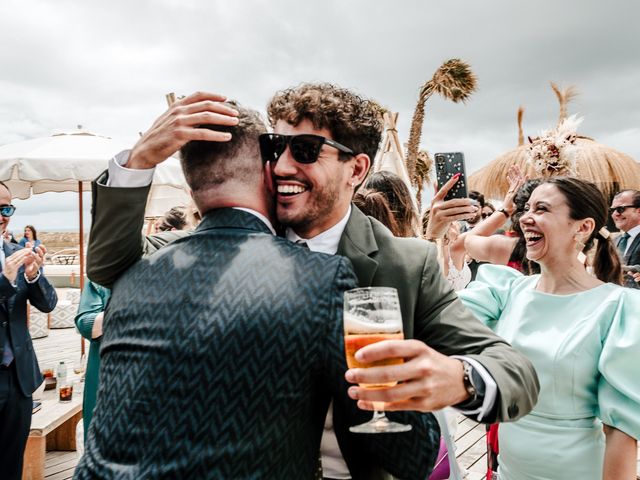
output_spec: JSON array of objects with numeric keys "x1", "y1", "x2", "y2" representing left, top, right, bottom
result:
[{"x1": 2, "y1": 245, "x2": 44, "y2": 284}]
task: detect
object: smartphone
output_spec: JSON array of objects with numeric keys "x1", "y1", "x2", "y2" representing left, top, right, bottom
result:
[{"x1": 435, "y1": 152, "x2": 468, "y2": 201}]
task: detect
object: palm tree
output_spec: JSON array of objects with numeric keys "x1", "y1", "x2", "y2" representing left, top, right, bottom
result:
[{"x1": 405, "y1": 59, "x2": 478, "y2": 187}]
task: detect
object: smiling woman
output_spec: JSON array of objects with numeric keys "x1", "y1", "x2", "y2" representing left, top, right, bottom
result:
[{"x1": 458, "y1": 177, "x2": 639, "y2": 480}]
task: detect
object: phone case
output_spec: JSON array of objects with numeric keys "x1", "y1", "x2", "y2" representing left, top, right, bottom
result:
[{"x1": 435, "y1": 152, "x2": 468, "y2": 201}]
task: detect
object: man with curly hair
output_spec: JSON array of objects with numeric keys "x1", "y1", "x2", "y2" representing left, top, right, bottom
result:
[
  {"x1": 87, "y1": 85, "x2": 539, "y2": 479},
  {"x1": 262, "y1": 83, "x2": 539, "y2": 479}
]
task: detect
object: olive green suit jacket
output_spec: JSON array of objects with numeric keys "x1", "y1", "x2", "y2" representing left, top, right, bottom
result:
[
  {"x1": 336, "y1": 207, "x2": 539, "y2": 423},
  {"x1": 87, "y1": 175, "x2": 539, "y2": 424}
]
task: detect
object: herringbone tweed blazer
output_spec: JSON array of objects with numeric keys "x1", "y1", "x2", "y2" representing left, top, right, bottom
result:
[{"x1": 78, "y1": 208, "x2": 436, "y2": 479}]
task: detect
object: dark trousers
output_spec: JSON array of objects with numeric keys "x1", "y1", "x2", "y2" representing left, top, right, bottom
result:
[{"x1": 0, "y1": 362, "x2": 32, "y2": 480}]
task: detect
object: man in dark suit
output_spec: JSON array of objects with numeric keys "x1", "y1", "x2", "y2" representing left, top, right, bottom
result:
[
  {"x1": 611, "y1": 189, "x2": 640, "y2": 289},
  {"x1": 77, "y1": 97, "x2": 437, "y2": 479},
  {"x1": 0, "y1": 182, "x2": 58, "y2": 480}
]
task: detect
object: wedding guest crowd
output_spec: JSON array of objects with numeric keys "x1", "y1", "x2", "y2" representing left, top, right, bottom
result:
[{"x1": 2, "y1": 81, "x2": 638, "y2": 480}]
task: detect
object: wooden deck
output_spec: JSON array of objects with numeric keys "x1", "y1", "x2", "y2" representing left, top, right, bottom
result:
[{"x1": 32, "y1": 324, "x2": 639, "y2": 479}]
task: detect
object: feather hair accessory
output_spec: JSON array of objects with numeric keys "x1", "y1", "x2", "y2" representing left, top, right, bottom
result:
[{"x1": 527, "y1": 115, "x2": 583, "y2": 177}]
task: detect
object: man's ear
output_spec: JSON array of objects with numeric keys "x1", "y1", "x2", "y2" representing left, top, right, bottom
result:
[{"x1": 350, "y1": 153, "x2": 371, "y2": 188}]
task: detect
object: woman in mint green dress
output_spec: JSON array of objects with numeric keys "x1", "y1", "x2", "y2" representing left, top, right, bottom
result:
[
  {"x1": 459, "y1": 177, "x2": 639, "y2": 480},
  {"x1": 74, "y1": 281, "x2": 111, "y2": 438}
]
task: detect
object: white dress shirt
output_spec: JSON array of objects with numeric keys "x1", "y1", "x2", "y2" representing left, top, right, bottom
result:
[{"x1": 287, "y1": 209, "x2": 497, "y2": 478}]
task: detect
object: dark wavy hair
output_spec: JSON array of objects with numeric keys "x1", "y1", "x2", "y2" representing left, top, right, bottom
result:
[
  {"x1": 542, "y1": 177, "x2": 622, "y2": 284},
  {"x1": 353, "y1": 189, "x2": 401, "y2": 236},
  {"x1": 266, "y1": 83, "x2": 383, "y2": 163},
  {"x1": 364, "y1": 171, "x2": 419, "y2": 237},
  {"x1": 24, "y1": 225, "x2": 38, "y2": 241},
  {"x1": 509, "y1": 179, "x2": 542, "y2": 275}
]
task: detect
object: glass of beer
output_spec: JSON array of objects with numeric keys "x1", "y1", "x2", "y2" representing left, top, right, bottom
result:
[{"x1": 344, "y1": 287, "x2": 411, "y2": 433}]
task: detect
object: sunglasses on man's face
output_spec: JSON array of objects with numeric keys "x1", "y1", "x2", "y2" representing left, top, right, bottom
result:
[
  {"x1": 609, "y1": 205, "x2": 636, "y2": 215},
  {"x1": 259, "y1": 133, "x2": 354, "y2": 165},
  {"x1": 0, "y1": 205, "x2": 16, "y2": 217}
]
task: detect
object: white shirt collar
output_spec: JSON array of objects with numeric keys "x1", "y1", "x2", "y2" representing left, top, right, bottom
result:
[
  {"x1": 232, "y1": 207, "x2": 277, "y2": 235},
  {"x1": 286, "y1": 206, "x2": 351, "y2": 255},
  {"x1": 625, "y1": 224, "x2": 640, "y2": 239}
]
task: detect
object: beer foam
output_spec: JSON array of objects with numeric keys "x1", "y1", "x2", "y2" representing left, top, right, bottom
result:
[{"x1": 343, "y1": 311, "x2": 402, "y2": 334}]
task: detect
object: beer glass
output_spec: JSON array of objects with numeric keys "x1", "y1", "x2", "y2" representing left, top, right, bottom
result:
[{"x1": 344, "y1": 287, "x2": 411, "y2": 433}]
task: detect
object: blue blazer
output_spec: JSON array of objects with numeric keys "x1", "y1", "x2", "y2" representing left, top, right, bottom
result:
[{"x1": 0, "y1": 241, "x2": 58, "y2": 396}]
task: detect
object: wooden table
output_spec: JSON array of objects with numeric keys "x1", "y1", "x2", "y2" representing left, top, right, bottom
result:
[{"x1": 22, "y1": 385, "x2": 82, "y2": 480}]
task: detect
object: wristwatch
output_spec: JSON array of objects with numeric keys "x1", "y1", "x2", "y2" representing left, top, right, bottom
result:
[
  {"x1": 461, "y1": 360, "x2": 478, "y2": 401},
  {"x1": 498, "y1": 208, "x2": 510, "y2": 218}
]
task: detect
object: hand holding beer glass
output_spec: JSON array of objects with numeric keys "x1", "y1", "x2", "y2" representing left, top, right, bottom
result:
[{"x1": 344, "y1": 287, "x2": 412, "y2": 433}]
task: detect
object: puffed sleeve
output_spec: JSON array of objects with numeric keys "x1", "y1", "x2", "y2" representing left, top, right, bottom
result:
[
  {"x1": 597, "y1": 289, "x2": 640, "y2": 439},
  {"x1": 457, "y1": 264, "x2": 523, "y2": 330}
]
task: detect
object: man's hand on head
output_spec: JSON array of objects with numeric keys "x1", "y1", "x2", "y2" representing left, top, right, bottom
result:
[
  {"x1": 345, "y1": 339, "x2": 470, "y2": 412},
  {"x1": 126, "y1": 92, "x2": 240, "y2": 170}
]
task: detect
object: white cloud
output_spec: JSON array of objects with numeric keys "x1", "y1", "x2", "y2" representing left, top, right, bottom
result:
[{"x1": 0, "y1": 0, "x2": 638, "y2": 229}]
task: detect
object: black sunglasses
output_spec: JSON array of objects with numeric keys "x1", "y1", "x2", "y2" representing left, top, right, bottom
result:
[
  {"x1": 259, "y1": 133, "x2": 354, "y2": 164},
  {"x1": 0, "y1": 204, "x2": 15, "y2": 217},
  {"x1": 609, "y1": 205, "x2": 636, "y2": 215}
]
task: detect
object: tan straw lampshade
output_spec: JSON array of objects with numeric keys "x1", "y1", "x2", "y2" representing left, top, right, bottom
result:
[{"x1": 469, "y1": 83, "x2": 640, "y2": 199}]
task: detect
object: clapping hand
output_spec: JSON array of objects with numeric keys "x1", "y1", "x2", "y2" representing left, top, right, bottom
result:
[
  {"x1": 2, "y1": 247, "x2": 40, "y2": 284},
  {"x1": 126, "y1": 92, "x2": 240, "y2": 170},
  {"x1": 24, "y1": 243, "x2": 46, "y2": 281}
]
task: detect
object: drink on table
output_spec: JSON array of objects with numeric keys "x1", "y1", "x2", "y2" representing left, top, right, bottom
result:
[
  {"x1": 59, "y1": 383, "x2": 73, "y2": 402},
  {"x1": 42, "y1": 366, "x2": 54, "y2": 378},
  {"x1": 343, "y1": 287, "x2": 411, "y2": 433}
]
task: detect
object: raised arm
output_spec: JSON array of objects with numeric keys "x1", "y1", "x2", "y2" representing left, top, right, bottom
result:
[{"x1": 87, "y1": 92, "x2": 239, "y2": 287}]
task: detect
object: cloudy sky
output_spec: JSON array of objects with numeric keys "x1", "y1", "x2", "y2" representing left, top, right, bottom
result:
[{"x1": 1, "y1": 0, "x2": 638, "y2": 232}]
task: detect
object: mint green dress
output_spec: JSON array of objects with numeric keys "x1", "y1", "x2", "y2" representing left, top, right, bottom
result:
[
  {"x1": 458, "y1": 265, "x2": 640, "y2": 480},
  {"x1": 74, "y1": 281, "x2": 111, "y2": 438}
]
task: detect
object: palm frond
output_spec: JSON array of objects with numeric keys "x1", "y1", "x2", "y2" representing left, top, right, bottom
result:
[
  {"x1": 517, "y1": 106, "x2": 525, "y2": 146},
  {"x1": 550, "y1": 82, "x2": 579, "y2": 124},
  {"x1": 405, "y1": 59, "x2": 477, "y2": 184}
]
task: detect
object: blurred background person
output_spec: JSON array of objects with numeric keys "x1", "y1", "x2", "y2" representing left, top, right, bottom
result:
[
  {"x1": 74, "y1": 281, "x2": 110, "y2": 440},
  {"x1": 363, "y1": 171, "x2": 420, "y2": 237},
  {"x1": 610, "y1": 189, "x2": 640, "y2": 288},
  {"x1": 19, "y1": 225, "x2": 41, "y2": 249},
  {"x1": 155, "y1": 206, "x2": 188, "y2": 232},
  {"x1": 459, "y1": 190, "x2": 485, "y2": 233},
  {"x1": 352, "y1": 188, "x2": 401, "y2": 236}
]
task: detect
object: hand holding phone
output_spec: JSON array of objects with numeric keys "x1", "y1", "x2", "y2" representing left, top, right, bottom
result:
[{"x1": 435, "y1": 152, "x2": 468, "y2": 201}]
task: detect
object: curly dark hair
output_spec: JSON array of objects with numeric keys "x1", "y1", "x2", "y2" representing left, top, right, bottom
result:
[{"x1": 266, "y1": 83, "x2": 384, "y2": 164}]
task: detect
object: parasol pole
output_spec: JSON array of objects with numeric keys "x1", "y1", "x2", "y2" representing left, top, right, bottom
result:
[{"x1": 78, "y1": 181, "x2": 85, "y2": 356}]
